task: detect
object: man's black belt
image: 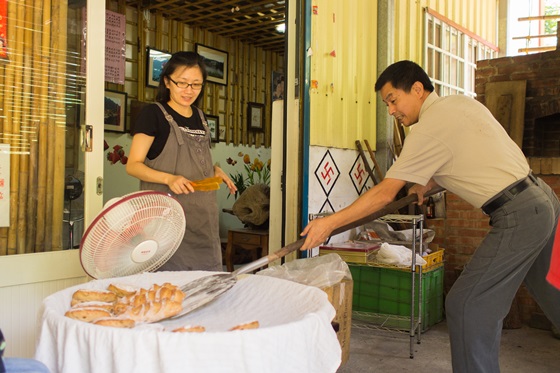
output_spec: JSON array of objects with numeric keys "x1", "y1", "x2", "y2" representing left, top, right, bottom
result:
[{"x1": 481, "y1": 174, "x2": 537, "y2": 215}]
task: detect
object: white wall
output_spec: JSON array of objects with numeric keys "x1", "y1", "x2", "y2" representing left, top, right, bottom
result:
[{"x1": 102, "y1": 132, "x2": 271, "y2": 240}]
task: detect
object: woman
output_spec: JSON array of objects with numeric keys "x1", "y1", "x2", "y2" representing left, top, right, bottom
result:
[{"x1": 127, "y1": 51, "x2": 236, "y2": 271}]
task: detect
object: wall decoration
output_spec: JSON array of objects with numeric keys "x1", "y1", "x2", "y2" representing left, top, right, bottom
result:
[
  {"x1": 104, "y1": 90, "x2": 127, "y2": 133},
  {"x1": 196, "y1": 44, "x2": 228, "y2": 85},
  {"x1": 0, "y1": 0, "x2": 8, "y2": 60},
  {"x1": 218, "y1": 117, "x2": 226, "y2": 142},
  {"x1": 206, "y1": 114, "x2": 219, "y2": 143},
  {"x1": 247, "y1": 102, "x2": 265, "y2": 132},
  {"x1": 146, "y1": 47, "x2": 172, "y2": 88}
]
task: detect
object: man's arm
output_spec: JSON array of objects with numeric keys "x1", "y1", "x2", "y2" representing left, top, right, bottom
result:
[{"x1": 300, "y1": 178, "x2": 407, "y2": 250}]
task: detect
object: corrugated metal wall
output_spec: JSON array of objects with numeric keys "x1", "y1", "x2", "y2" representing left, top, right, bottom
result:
[
  {"x1": 308, "y1": 0, "x2": 498, "y2": 150},
  {"x1": 309, "y1": 0, "x2": 378, "y2": 149},
  {"x1": 393, "y1": 0, "x2": 498, "y2": 63}
]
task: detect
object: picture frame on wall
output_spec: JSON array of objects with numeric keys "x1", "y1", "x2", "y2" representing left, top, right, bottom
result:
[
  {"x1": 206, "y1": 114, "x2": 219, "y2": 143},
  {"x1": 104, "y1": 90, "x2": 127, "y2": 133},
  {"x1": 195, "y1": 44, "x2": 228, "y2": 85},
  {"x1": 247, "y1": 102, "x2": 265, "y2": 132},
  {"x1": 146, "y1": 47, "x2": 172, "y2": 88}
]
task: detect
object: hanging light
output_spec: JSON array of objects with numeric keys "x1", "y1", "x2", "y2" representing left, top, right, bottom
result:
[{"x1": 275, "y1": 23, "x2": 286, "y2": 33}]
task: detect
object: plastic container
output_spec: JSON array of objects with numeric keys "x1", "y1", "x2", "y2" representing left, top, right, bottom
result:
[{"x1": 349, "y1": 263, "x2": 444, "y2": 331}]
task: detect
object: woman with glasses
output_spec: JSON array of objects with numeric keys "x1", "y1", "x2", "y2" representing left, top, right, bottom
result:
[{"x1": 127, "y1": 51, "x2": 236, "y2": 272}]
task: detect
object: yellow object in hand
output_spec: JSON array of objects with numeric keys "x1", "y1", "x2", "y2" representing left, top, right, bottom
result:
[{"x1": 191, "y1": 177, "x2": 222, "y2": 191}]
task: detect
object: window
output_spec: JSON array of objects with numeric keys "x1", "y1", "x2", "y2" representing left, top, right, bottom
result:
[{"x1": 424, "y1": 8, "x2": 498, "y2": 97}]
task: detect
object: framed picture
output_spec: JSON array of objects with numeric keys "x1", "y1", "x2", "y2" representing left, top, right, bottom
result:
[
  {"x1": 218, "y1": 117, "x2": 226, "y2": 142},
  {"x1": 195, "y1": 44, "x2": 228, "y2": 85},
  {"x1": 247, "y1": 102, "x2": 265, "y2": 132},
  {"x1": 104, "y1": 90, "x2": 127, "y2": 133},
  {"x1": 206, "y1": 114, "x2": 219, "y2": 143},
  {"x1": 146, "y1": 47, "x2": 172, "y2": 88},
  {"x1": 272, "y1": 71, "x2": 284, "y2": 102}
]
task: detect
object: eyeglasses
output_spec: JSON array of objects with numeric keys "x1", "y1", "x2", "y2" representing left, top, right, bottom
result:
[{"x1": 168, "y1": 77, "x2": 204, "y2": 90}]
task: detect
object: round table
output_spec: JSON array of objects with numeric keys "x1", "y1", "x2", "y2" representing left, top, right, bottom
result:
[{"x1": 35, "y1": 271, "x2": 342, "y2": 373}]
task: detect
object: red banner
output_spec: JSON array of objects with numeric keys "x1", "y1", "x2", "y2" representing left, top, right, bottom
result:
[{"x1": 0, "y1": 0, "x2": 7, "y2": 60}]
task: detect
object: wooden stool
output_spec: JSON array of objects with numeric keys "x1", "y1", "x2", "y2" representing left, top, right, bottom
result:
[{"x1": 225, "y1": 228, "x2": 269, "y2": 272}]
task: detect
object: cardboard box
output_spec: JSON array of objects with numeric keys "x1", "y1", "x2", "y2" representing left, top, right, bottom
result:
[
  {"x1": 321, "y1": 277, "x2": 353, "y2": 366},
  {"x1": 319, "y1": 242, "x2": 380, "y2": 264}
]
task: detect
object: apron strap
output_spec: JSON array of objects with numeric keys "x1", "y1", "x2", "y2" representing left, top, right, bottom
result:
[{"x1": 155, "y1": 102, "x2": 185, "y2": 146}]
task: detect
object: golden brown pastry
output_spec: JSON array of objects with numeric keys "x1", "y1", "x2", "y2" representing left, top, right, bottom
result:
[
  {"x1": 65, "y1": 307, "x2": 112, "y2": 323},
  {"x1": 124, "y1": 299, "x2": 183, "y2": 323},
  {"x1": 172, "y1": 325, "x2": 206, "y2": 333},
  {"x1": 71, "y1": 289, "x2": 117, "y2": 305},
  {"x1": 93, "y1": 317, "x2": 136, "y2": 328},
  {"x1": 229, "y1": 320, "x2": 260, "y2": 331},
  {"x1": 71, "y1": 301, "x2": 115, "y2": 313},
  {"x1": 107, "y1": 283, "x2": 137, "y2": 298}
]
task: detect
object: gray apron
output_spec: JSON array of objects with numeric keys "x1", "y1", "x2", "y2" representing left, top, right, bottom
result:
[{"x1": 141, "y1": 102, "x2": 222, "y2": 271}]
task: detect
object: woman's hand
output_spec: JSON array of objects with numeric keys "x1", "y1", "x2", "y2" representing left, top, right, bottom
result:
[
  {"x1": 214, "y1": 166, "x2": 237, "y2": 195},
  {"x1": 167, "y1": 175, "x2": 195, "y2": 195}
]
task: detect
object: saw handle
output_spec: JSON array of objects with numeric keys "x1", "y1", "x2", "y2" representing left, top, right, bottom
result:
[{"x1": 234, "y1": 186, "x2": 445, "y2": 275}]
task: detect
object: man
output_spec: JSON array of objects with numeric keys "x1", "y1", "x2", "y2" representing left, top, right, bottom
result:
[{"x1": 300, "y1": 60, "x2": 560, "y2": 372}]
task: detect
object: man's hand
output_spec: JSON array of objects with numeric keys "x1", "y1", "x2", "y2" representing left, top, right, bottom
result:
[
  {"x1": 407, "y1": 178, "x2": 438, "y2": 205},
  {"x1": 300, "y1": 216, "x2": 336, "y2": 251}
]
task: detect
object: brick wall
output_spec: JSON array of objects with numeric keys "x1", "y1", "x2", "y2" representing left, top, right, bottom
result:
[{"x1": 430, "y1": 50, "x2": 560, "y2": 325}]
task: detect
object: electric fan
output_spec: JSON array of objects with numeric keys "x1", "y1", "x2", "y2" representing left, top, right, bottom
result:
[{"x1": 79, "y1": 191, "x2": 186, "y2": 279}]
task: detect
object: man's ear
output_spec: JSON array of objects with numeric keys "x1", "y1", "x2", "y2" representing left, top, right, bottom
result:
[{"x1": 412, "y1": 81, "x2": 424, "y2": 96}]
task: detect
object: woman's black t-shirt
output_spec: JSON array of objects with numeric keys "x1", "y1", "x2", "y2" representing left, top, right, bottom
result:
[{"x1": 132, "y1": 102, "x2": 206, "y2": 160}]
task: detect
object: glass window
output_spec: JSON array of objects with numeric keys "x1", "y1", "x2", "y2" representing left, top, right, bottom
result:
[
  {"x1": 424, "y1": 9, "x2": 497, "y2": 98},
  {"x1": 0, "y1": 1, "x2": 86, "y2": 255}
]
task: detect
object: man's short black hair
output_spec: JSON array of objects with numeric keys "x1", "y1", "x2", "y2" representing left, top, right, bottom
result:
[{"x1": 374, "y1": 60, "x2": 435, "y2": 93}]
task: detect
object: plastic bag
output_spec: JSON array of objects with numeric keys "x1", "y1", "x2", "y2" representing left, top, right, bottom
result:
[
  {"x1": 376, "y1": 242, "x2": 427, "y2": 267},
  {"x1": 256, "y1": 253, "x2": 352, "y2": 289}
]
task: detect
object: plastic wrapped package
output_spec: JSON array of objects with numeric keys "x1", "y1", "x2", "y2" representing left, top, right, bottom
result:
[{"x1": 256, "y1": 253, "x2": 352, "y2": 288}]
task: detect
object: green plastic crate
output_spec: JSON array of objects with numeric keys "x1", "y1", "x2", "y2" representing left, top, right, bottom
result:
[{"x1": 349, "y1": 264, "x2": 444, "y2": 331}]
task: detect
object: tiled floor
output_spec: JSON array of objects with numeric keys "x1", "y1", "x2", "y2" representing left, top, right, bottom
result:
[{"x1": 337, "y1": 320, "x2": 560, "y2": 372}]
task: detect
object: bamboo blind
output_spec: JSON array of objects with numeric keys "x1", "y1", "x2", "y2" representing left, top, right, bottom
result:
[{"x1": 0, "y1": 0, "x2": 70, "y2": 255}]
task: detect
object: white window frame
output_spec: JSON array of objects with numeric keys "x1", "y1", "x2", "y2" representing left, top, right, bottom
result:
[{"x1": 424, "y1": 8, "x2": 498, "y2": 98}]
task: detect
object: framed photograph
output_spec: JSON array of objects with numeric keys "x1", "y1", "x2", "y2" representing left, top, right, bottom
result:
[
  {"x1": 206, "y1": 114, "x2": 219, "y2": 143},
  {"x1": 247, "y1": 102, "x2": 265, "y2": 132},
  {"x1": 218, "y1": 118, "x2": 226, "y2": 142},
  {"x1": 104, "y1": 90, "x2": 127, "y2": 133},
  {"x1": 146, "y1": 47, "x2": 172, "y2": 88},
  {"x1": 195, "y1": 44, "x2": 228, "y2": 85}
]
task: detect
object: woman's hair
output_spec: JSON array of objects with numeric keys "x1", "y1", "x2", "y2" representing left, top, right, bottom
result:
[
  {"x1": 156, "y1": 51, "x2": 208, "y2": 105},
  {"x1": 374, "y1": 60, "x2": 434, "y2": 93}
]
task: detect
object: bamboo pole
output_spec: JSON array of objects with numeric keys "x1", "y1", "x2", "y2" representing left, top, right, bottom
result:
[
  {"x1": 16, "y1": 0, "x2": 35, "y2": 254},
  {"x1": 50, "y1": 0, "x2": 67, "y2": 251},
  {"x1": 0, "y1": 1, "x2": 18, "y2": 255},
  {"x1": 34, "y1": 0, "x2": 52, "y2": 252},
  {"x1": 7, "y1": 0, "x2": 26, "y2": 255},
  {"x1": 26, "y1": 121, "x2": 39, "y2": 253},
  {"x1": 26, "y1": 0, "x2": 45, "y2": 253}
]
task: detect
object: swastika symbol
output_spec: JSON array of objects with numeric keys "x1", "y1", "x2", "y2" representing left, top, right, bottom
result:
[
  {"x1": 321, "y1": 162, "x2": 335, "y2": 185},
  {"x1": 353, "y1": 163, "x2": 365, "y2": 184}
]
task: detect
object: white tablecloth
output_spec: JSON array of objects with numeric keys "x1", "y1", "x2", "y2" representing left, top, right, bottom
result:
[{"x1": 35, "y1": 271, "x2": 341, "y2": 373}]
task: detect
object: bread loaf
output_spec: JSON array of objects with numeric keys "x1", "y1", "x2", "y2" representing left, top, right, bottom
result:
[{"x1": 65, "y1": 307, "x2": 112, "y2": 323}]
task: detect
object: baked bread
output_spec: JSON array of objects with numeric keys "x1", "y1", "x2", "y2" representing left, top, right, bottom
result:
[
  {"x1": 71, "y1": 289, "x2": 117, "y2": 305},
  {"x1": 172, "y1": 325, "x2": 206, "y2": 333},
  {"x1": 124, "y1": 299, "x2": 183, "y2": 323},
  {"x1": 65, "y1": 307, "x2": 112, "y2": 323},
  {"x1": 107, "y1": 283, "x2": 137, "y2": 298},
  {"x1": 93, "y1": 317, "x2": 135, "y2": 328},
  {"x1": 229, "y1": 320, "x2": 260, "y2": 331},
  {"x1": 71, "y1": 301, "x2": 115, "y2": 313}
]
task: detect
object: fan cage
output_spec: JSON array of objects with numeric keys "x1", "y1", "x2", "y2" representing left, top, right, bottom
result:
[{"x1": 80, "y1": 191, "x2": 186, "y2": 279}]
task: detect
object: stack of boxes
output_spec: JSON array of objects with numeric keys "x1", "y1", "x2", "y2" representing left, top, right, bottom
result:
[{"x1": 320, "y1": 242, "x2": 445, "y2": 332}]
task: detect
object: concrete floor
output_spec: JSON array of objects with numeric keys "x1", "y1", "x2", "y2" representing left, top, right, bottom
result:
[{"x1": 337, "y1": 320, "x2": 560, "y2": 372}]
